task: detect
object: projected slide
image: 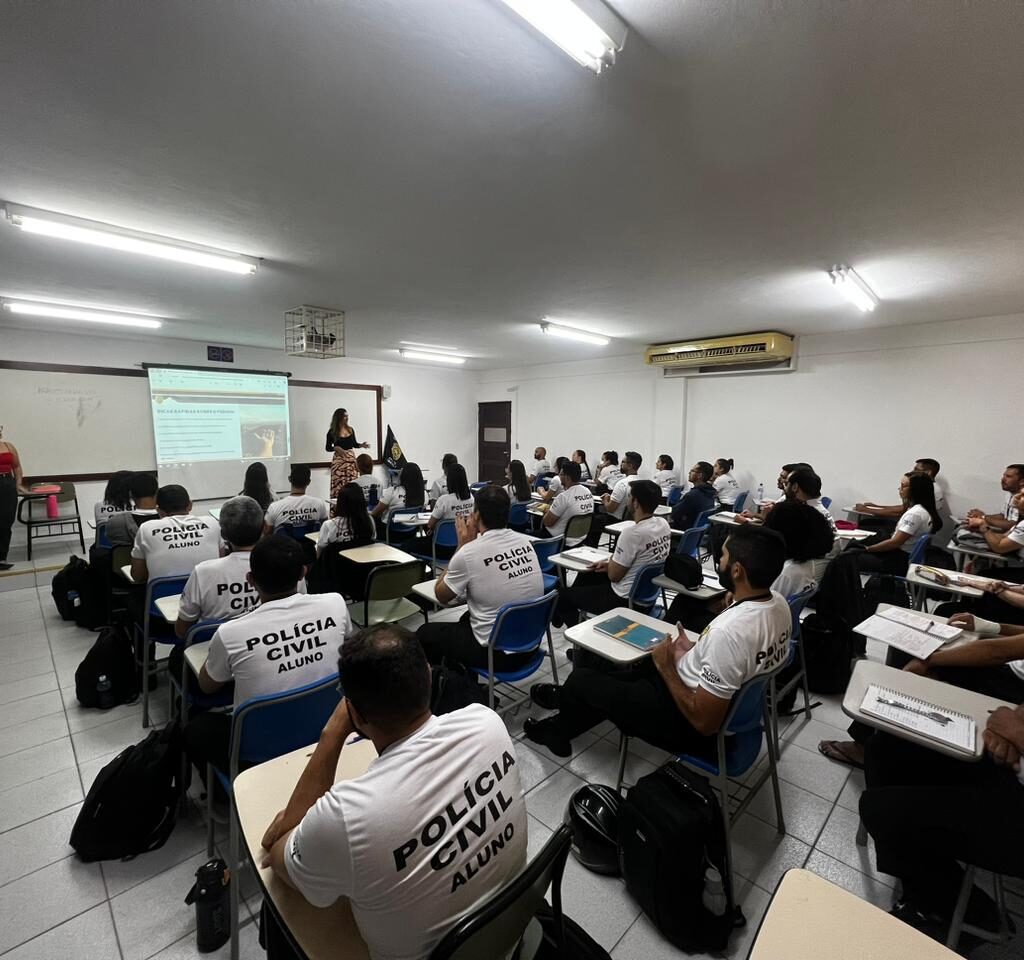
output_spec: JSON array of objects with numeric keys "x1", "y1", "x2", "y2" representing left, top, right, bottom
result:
[{"x1": 148, "y1": 368, "x2": 291, "y2": 465}]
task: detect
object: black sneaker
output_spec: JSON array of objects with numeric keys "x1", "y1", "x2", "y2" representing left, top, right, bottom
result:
[
  {"x1": 0, "y1": 561, "x2": 13, "y2": 571},
  {"x1": 523, "y1": 717, "x2": 572, "y2": 758},
  {"x1": 529, "y1": 683, "x2": 560, "y2": 710}
]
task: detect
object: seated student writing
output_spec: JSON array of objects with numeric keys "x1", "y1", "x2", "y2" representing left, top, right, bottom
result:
[
  {"x1": 352, "y1": 453, "x2": 381, "y2": 508},
  {"x1": 308, "y1": 483, "x2": 377, "y2": 597},
  {"x1": 416, "y1": 487, "x2": 544, "y2": 673},
  {"x1": 542, "y1": 460, "x2": 594, "y2": 546},
  {"x1": 670, "y1": 461, "x2": 717, "y2": 530},
  {"x1": 105, "y1": 471, "x2": 159, "y2": 548},
  {"x1": 554, "y1": 480, "x2": 670, "y2": 628},
  {"x1": 573, "y1": 449, "x2": 592, "y2": 482},
  {"x1": 173, "y1": 496, "x2": 266, "y2": 639},
  {"x1": 260, "y1": 624, "x2": 527, "y2": 960},
  {"x1": 964, "y1": 463, "x2": 1024, "y2": 533},
  {"x1": 184, "y1": 536, "x2": 353, "y2": 784},
  {"x1": 428, "y1": 453, "x2": 457, "y2": 505},
  {"x1": 264, "y1": 465, "x2": 329, "y2": 533},
  {"x1": 652, "y1": 454, "x2": 680, "y2": 502},
  {"x1": 504, "y1": 459, "x2": 533, "y2": 504},
  {"x1": 371, "y1": 462, "x2": 426, "y2": 540},
  {"x1": 858, "y1": 707, "x2": 1024, "y2": 941},
  {"x1": 711, "y1": 458, "x2": 740, "y2": 508},
  {"x1": 94, "y1": 470, "x2": 133, "y2": 528},
  {"x1": 241, "y1": 461, "x2": 275, "y2": 512},
  {"x1": 528, "y1": 446, "x2": 551, "y2": 483},
  {"x1": 850, "y1": 472, "x2": 941, "y2": 575},
  {"x1": 525, "y1": 524, "x2": 791, "y2": 759}
]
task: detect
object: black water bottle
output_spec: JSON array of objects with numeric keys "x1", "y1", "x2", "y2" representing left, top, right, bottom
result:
[{"x1": 184, "y1": 858, "x2": 231, "y2": 952}]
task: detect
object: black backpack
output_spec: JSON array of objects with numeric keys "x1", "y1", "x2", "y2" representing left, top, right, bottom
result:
[
  {"x1": 70, "y1": 723, "x2": 182, "y2": 861},
  {"x1": 664, "y1": 553, "x2": 703, "y2": 589},
  {"x1": 801, "y1": 613, "x2": 855, "y2": 694},
  {"x1": 51, "y1": 555, "x2": 106, "y2": 630},
  {"x1": 430, "y1": 662, "x2": 488, "y2": 715},
  {"x1": 618, "y1": 762, "x2": 743, "y2": 953},
  {"x1": 75, "y1": 625, "x2": 139, "y2": 709},
  {"x1": 862, "y1": 573, "x2": 913, "y2": 614}
]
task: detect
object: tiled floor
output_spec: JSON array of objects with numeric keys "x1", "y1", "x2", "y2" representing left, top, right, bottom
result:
[{"x1": 1, "y1": 580, "x2": 1021, "y2": 959}]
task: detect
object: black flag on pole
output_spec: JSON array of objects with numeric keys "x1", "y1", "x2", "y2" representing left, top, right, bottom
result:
[{"x1": 383, "y1": 425, "x2": 407, "y2": 470}]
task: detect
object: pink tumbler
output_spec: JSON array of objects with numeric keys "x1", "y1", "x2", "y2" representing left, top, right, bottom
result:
[{"x1": 46, "y1": 495, "x2": 59, "y2": 519}]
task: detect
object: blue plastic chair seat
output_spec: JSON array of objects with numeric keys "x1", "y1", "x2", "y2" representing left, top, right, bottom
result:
[
  {"x1": 684, "y1": 730, "x2": 764, "y2": 778},
  {"x1": 542, "y1": 573, "x2": 558, "y2": 591},
  {"x1": 470, "y1": 650, "x2": 547, "y2": 685}
]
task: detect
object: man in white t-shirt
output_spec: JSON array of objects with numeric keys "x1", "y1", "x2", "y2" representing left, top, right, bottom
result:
[
  {"x1": 416, "y1": 486, "x2": 544, "y2": 673},
  {"x1": 543, "y1": 461, "x2": 594, "y2": 546},
  {"x1": 966, "y1": 464, "x2": 1024, "y2": 532},
  {"x1": 964, "y1": 490, "x2": 1024, "y2": 572},
  {"x1": 183, "y1": 535, "x2": 353, "y2": 783},
  {"x1": 528, "y1": 446, "x2": 551, "y2": 483},
  {"x1": 526, "y1": 524, "x2": 791, "y2": 759},
  {"x1": 353, "y1": 454, "x2": 382, "y2": 508},
  {"x1": 261, "y1": 624, "x2": 527, "y2": 960},
  {"x1": 584, "y1": 450, "x2": 642, "y2": 547},
  {"x1": 129, "y1": 484, "x2": 222, "y2": 584},
  {"x1": 553, "y1": 480, "x2": 669, "y2": 629},
  {"x1": 428, "y1": 453, "x2": 458, "y2": 505},
  {"x1": 264, "y1": 465, "x2": 329, "y2": 532}
]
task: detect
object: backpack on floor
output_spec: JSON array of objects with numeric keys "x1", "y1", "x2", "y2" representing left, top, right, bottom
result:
[
  {"x1": 430, "y1": 661, "x2": 488, "y2": 715},
  {"x1": 74, "y1": 624, "x2": 139, "y2": 709},
  {"x1": 618, "y1": 762, "x2": 744, "y2": 953},
  {"x1": 532, "y1": 901, "x2": 613, "y2": 959},
  {"x1": 801, "y1": 613, "x2": 855, "y2": 694},
  {"x1": 70, "y1": 723, "x2": 182, "y2": 861},
  {"x1": 51, "y1": 555, "x2": 106, "y2": 629}
]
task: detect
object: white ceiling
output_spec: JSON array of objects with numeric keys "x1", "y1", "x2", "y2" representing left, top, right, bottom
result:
[{"x1": 2, "y1": 0, "x2": 1024, "y2": 368}]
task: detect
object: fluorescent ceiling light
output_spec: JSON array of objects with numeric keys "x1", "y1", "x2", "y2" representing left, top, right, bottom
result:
[
  {"x1": 499, "y1": 0, "x2": 627, "y2": 73},
  {"x1": 399, "y1": 348, "x2": 467, "y2": 365},
  {"x1": 2, "y1": 299, "x2": 163, "y2": 329},
  {"x1": 540, "y1": 320, "x2": 610, "y2": 346},
  {"x1": 828, "y1": 264, "x2": 879, "y2": 312},
  {"x1": 399, "y1": 340, "x2": 458, "y2": 352},
  {"x1": 3, "y1": 203, "x2": 258, "y2": 275}
]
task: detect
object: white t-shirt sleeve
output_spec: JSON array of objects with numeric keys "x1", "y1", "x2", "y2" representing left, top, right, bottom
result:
[
  {"x1": 548, "y1": 489, "x2": 569, "y2": 520},
  {"x1": 896, "y1": 506, "x2": 929, "y2": 539},
  {"x1": 430, "y1": 496, "x2": 446, "y2": 521},
  {"x1": 611, "y1": 527, "x2": 640, "y2": 569},
  {"x1": 610, "y1": 478, "x2": 629, "y2": 506},
  {"x1": 203, "y1": 631, "x2": 233, "y2": 684},
  {"x1": 178, "y1": 570, "x2": 202, "y2": 623},
  {"x1": 443, "y1": 548, "x2": 470, "y2": 600},
  {"x1": 284, "y1": 793, "x2": 354, "y2": 907},
  {"x1": 264, "y1": 501, "x2": 282, "y2": 527},
  {"x1": 130, "y1": 525, "x2": 145, "y2": 561},
  {"x1": 689, "y1": 625, "x2": 746, "y2": 699},
  {"x1": 1006, "y1": 520, "x2": 1024, "y2": 548}
]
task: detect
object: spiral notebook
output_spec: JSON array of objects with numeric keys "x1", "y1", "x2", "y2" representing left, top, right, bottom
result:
[{"x1": 860, "y1": 684, "x2": 975, "y2": 755}]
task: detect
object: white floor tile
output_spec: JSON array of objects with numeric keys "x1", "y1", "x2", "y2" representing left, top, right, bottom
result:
[
  {"x1": 0, "y1": 690, "x2": 64, "y2": 730},
  {"x1": 768, "y1": 741, "x2": 851, "y2": 802},
  {"x1": 559, "y1": 858, "x2": 641, "y2": 951},
  {"x1": 836, "y1": 767, "x2": 865, "y2": 813},
  {"x1": 0, "y1": 588, "x2": 42, "y2": 606},
  {"x1": 0, "y1": 673, "x2": 58, "y2": 707},
  {"x1": 807, "y1": 693, "x2": 854, "y2": 731},
  {"x1": 0, "y1": 857, "x2": 107, "y2": 954},
  {"x1": 71, "y1": 714, "x2": 150, "y2": 764},
  {"x1": 512, "y1": 741, "x2": 562, "y2": 793},
  {"x1": 804, "y1": 850, "x2": 896, "y2": 909},
  {"x1": 0, "y1": 767, "x2": 84, "y2": 834},
  {"x1": 0, "y1": 602, "x2": 44, "y2": 625},
  {"x1": 526, "y1": 814, "x2": 554, "y2": 861},
  {"x1": 813, "y1": 804, "x2": 894, "y2": 888},
  {"x1": 110, "y1": 850, "x2": 212, "y2": 960},
  {"x1": 146, "y1": 917, "x2": 263, "y2": 960},
  {"x1": 780, "y1": 715, "x2": 849, "y2": 754},
  {"x1": 744, "y1": 777, "x2": 832, "y2": 847},
  {"x1": 78, "y1": 749, "x2": 124, "y2": 792},
  {"x1": 0, "y1": 711, "x2": 69, "y2": 760},
  {"x1": 1, "y1": 657, "x2": 55, "y2": 686},
  {"x1": 729, "y1": 814, "x2": 811, "y2": 893},
  {"x1": 64, "y1": 694, "x2": 147, "y2": 735},
  {"x1": 0, "y1": 803, "x2": 81, "y2": 887},
  {"x1": 566, "y1": 737, "x2": 657, "y2": 790},
  {"x1": 101, "y1": 815, "x2": 213, "y2": 898},
  {"x1": 0, "y1": 635, "x2": 54, "y2": 667},
  {"x1": 525, "y1": 768, "x2": 588, "y2": 830},
  {"x1": 0, "y1": 737, "x2": 76, "y2": 791},
  {"x1": 0, "y1": 903, "x2": 120, "y2": 960}
]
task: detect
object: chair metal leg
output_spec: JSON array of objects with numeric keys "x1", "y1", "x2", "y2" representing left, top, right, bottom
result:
[
  {"x1": 615, "y1": 734, "x2": 629, "y2": 793},
  {"x1": 713, "y1": 740, "x2": 736, "y2": 907},
  {"x1": 487, "y1": 643, "x2": 496, "y2": 711},
  {"x1": 946, "y1": 865, "x2": 975, "y2": 949},
  {"x1": 796, "y1": 638, "x2": 812, "y2": 722},
  {"x1": 855, "y1": 818, "x2": 868, "y2": 847},
  {"x1": 229, "y1": 800, "x2": 241, "y2": 960},
  {"x1": 769, "y1": 678, "x2": 781, "y2": 756},
  {"x1": 546, "y1": 628, "x2": 559, "y2": 686},
  {"x1": 763, "y1": 703, "x2": 786, "y2": 836},
  {"x1": 206, "y1": 764, "x2": 216, "y2": 857},
  {"x1": 77, "y1": 519, "x2": 85, "y2": 554},
  {"x1": 141, "y1": 630, "x2": 152, "y2": 728},
  {"x1": 993, "y1": 874, "x2": 1008, "y2": 938}
]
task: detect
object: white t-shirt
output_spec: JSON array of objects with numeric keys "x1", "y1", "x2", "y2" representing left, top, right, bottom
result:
[
  {"x1": 428, "y1": 477, "x2": 448, "y2": 503},
  {"x1": 805, "y1": 497, "x2": 837, "y2": 531},
  {"x1": 896, "y1": 504, "x2": 933, "y2": 553},
  {"x1": 578, "y1": 462, "x2": 592, "y2": 482},
  {"x1": 598, "y1": 466, "x2": 622, "y2": 486},
  {"x1": 443, "y1": 529, "x2": 544, "y2": 646},
  {"x1": 546, "y1": 475, "x2": 563, "y2": 496},
  {"x1": 265, "y1": 494, "x2": 329, "y2": 530},
  {"x1": 1004, "y1": 519, "x2": 1024, "y2": 560},
  {"x1": 317, "y1": 516, "x2": 366, "y2": 554},
  {"x1": 1004, "y1": 492, "x2": 1020, "y2": 524},
  {"x1": 607, "y1": 476, "x2": 640, "y2": 519},
  {"x1": 547, "y1": 484, "x2": 594, "y2": 545},
  {"x1": 772, "y1": 559, "x2": 816, "y2": 601},
  {"x1": 178, "y1": 551, "x2": 257, "y2": 624},
  {"x1": 378, "y1": 486, "x2": 416, "y2": 517},
  {"x1": 677, "y1": 592, "x2": 792, "y2": 699},
  {"x1": 131, "y1": 514, "x2": 222, "y2": 582},
  {"x1": 532, "y1": 458, "x2": 551, "y2": 477},
  {"x1": 284, "y1": 705, "x2": 527, "y2": 960},
  {"x1": 430, "y1": 493, "x2": 475, "y2": 524},
  {"x1": 204, "y1": 592, "x2": 352, "y2": 707},
  {"x1": 712, "y1": 473, "x2": 740, "y2": 506},
  {"x1": 611, "y1": 516, "x2": 671, "y2": 598},
  {"x1": 354, "y1": 474, "x2": 382, "y2": 506},
  {"x1": 652, "y1": 470, "x2": 679, "y2": 498},
  {"x1": 503, "y1": 483, "x2": 531, "y2": 505},
  {"x1": 94, "y1": 501, "x2": 125, "y2": 526}
]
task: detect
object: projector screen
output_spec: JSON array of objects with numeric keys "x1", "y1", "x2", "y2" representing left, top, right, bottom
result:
[{"x1": 148, "y1": 366, "x2": 291, "y2": 499}]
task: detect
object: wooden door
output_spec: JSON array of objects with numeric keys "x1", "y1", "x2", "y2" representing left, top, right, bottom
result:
[{"x1": 477, "y1": 402, "x2": 512, "y2": 483}]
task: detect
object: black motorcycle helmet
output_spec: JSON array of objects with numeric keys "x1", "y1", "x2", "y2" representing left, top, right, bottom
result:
[{"x1": 564, "y1": 784, "x2": 621, "y2": 876}]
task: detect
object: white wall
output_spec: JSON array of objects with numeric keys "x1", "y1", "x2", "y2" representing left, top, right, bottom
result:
[
  {"x1": 477, "y1": 314, "x2": 1024, "y2": 519},
  {"x1": 2, "y1": 327, "x2": 478, "y2": 547}
]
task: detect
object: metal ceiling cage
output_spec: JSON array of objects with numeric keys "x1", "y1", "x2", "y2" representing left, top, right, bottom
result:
[{"x1": 284, "y1": 305, "x2": 346, "y2": 359}]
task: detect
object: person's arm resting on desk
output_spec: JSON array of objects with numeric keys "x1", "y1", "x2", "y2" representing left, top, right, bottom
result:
[
  {"x1": 905, "y1": 614, "x2": 1024, "y2": 674},
  {"x1": 174, "y1": 570, "x2": 201, "y2": 639},
  {"x1": 197, "y1": 633, "x2": 231, "y2": 694},
  {"x1": 650, "y1": 631, "x2": 730, "y2": 736}
]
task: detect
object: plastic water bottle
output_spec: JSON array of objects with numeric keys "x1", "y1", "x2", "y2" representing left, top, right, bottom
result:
[
  {"x1": 755, "y1": 482, "x2": 764, "y2": 505},
  {"x1": 68, "y1": 590, "x2": 80, "y2": 610},
  {"x1": 96, "y1": 674, "x2": 114, "y2": 710},
  {"x1": 702, "y1": 865, "x2": 727, "y2": 916}
]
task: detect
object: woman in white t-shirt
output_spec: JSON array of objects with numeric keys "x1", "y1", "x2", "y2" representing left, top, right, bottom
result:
[
  {"x1": 428, "y1": 464, "x2": 474, "y2": 559},
  {"x1": 504, "y1": 460, "x2": 533, "y2": 504},
  {"x1": 309, "y1": 483, "x2": 378, "y2": 598},
  {"x1": 652, "y1": 455, "x2": 680, "y2": 501},
  {"x1": 853, "y1": 473, "x2": 941, "y2": 575},
  {"x1": 94, "y1": 470, "x2": 133, "y2": 527},
  {"x1": 595, "y1": 451, "x2": 620, "y2": 491},
  {"x1": 712, "y1": 458, "x2": 740, "y2": 507},
  {"x1": 370, "y1": 462, "x2": 426, "y2": 543},
  {"x1": 573, "y1": 450, "x2": 592, "y2": 483}
]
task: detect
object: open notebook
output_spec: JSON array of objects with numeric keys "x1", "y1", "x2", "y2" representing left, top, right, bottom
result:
[
  {"x1": 563, "y1": 547, "x2": 611, "y2": 565},
  {"x1": 861, "y1": 684, "x2": 975, "y2": 755},
  {"x1": 855, "y1": 609, "x2": 961, "y2": 660}
]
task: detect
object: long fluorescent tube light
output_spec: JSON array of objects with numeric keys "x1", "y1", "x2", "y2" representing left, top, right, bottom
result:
[
  {"x1": 499, "y1": 0, "x2": 627, "y2": 73},
  {"x1": 399, "y1": 349, "x2": 467, "y2": 365},
  {"x1": 399, "y1": 340, "x2": 459, "y2": 352},
  {"x1": 828, "y1": 264, "x2": 879, "y2": 312},
  {"x1": 540, "y1": 320, "x2": 610, "y2": 346},
  {"x1": 2, "y1": 299, "x2": 163, "y2": 329},
  {"x1": 3, "y1": 203, "x2": 258, "y2": 275}
]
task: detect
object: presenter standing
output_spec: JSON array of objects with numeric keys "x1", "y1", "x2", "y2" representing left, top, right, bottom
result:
[
  {"x1": 0, "y1": 426, "x2": 29, "y2": 570},
  {"x1": 326, "y1": 408, "x2": 370, "y2": 499}
]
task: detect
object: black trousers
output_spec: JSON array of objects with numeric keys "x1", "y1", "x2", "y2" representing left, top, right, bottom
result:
[
  {"x1": 977, "y1": 565, "x2": 1024, "y2": 585},
  {"x1": 554, "y1": 571, "x2": 623, "y2": 627},
  {"x1": 852, "y1": 548, "x2": 909, "y2": 576},
  {"x1": 0, "y1": 474, "x2": 16, "y2": 561},
  {"x1": 417, "y1": 612, "x2": 536, "y2": 672},
  {"x1": 550, "y1": 659, "x2": 716, "y2": 760},
  {"x1": 860, "y1": 733, "x2": 1024, "y2": 912},
  {"x1": 665, "y1": 593, "x2": 717, "y2": 634},
  {"x1": 584, "y1": 512, "x2": 615, "y2": 548}
]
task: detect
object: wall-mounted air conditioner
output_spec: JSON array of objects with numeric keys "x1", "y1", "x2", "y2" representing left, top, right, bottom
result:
[{"x1": 645, "y1": 331, "x2": 796, "y2": 377}]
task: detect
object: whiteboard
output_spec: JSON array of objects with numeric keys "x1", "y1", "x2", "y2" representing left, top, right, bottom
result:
[{"x1": 0, "y1": 364, "x2": 381, "y2": 479}]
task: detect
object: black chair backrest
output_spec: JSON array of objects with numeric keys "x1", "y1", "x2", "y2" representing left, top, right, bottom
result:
[{"x1": 428, "y1": 824, "x2": 572, "y2": 960}]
